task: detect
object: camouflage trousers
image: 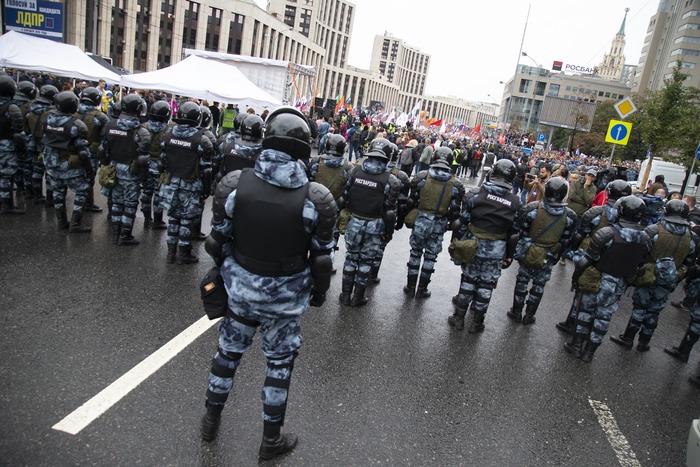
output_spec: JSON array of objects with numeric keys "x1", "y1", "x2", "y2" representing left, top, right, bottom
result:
[
  {"x1": 626, "y1": 285, "x2": 672, "y2": 338},
  {"x1": 575, "y1": 274, "x2": 628, "y2": 345},
  {"x1": 342, "y1": 218, "x2": 383, "y2": 287},
  {"x1": 164, "y1": 187, "x2": 202, "y2": 248},
  {"x1": 0, "y1": 149, "x2": 17, "y2": 200},
  {"x1": 679, "y1": 277, "x2": 700, "y2": 309},
  {"x1": 31, "y1": 151, "x2": 47, "y2": 197},
  {"x1": 140, "y1": 160, "x2": 163, "y2": 215},
  {"x1": 15, "y1": 153, "x2": 32, "y2": 191},
  {"x1": 110, "y1": 167, "x2": 141, "y2": 229},
  {"x1": 206, "y1": 312, "x2": 302, "y2": 424},
  {"x1": 512, "y1": 263, "x2": 554, "y2": 310},
  {"x1": 454, "y1": 257, "x2": 504, "y2": 315},
  {"x1": 50, "y1": 173, "x2": 90, "y2": 212},
  {"x1": 407, "y1": 226, "x2": 446, "y2": 282}
]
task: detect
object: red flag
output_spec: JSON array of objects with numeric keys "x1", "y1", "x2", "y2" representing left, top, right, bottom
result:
[
  {"x1": 498, "y1": 131, "x2": 506, "y2": 145},
  {"x1": 429, "y1": 119, "x2": 442, "y2": 127},
  {"x1": 470, "y1": 123, "x2": 482, "y2": 136}
]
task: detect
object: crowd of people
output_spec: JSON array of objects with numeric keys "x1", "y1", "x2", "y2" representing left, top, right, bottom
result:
[{"x1": 2, "y1": 70, "x2": 700, "y2": 460}]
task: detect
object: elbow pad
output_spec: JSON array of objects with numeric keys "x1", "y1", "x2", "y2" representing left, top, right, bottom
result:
[
  {"x1": 506, "y1": 234, "x2": 519, "y2": 258},
  {"x1": 309, "y1": 182, "x2": 338, "y2": 245},
  {"x1": 383, "y1": 209, "x2": 396, "y2": 230},
  {"x1": 205, "y1": 230, "x2": 226, "y2": 264},
  {"x1": 310, "y1": 251, "x2": 333, "y2": 295}
]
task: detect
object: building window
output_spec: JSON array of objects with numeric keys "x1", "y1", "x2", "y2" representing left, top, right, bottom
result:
[
  {"x1": 675, "y1": 35, "x2": 700, "y2": 44},
  {"x1": 227, "y1": 13, "x2": 244, "y2": 54},
  {"x1": 681, "y1": 10, "x2": 700, "y2": 19},
  {"x1": 678, "y1": 22, "x2": 700, "y2": 31},
  {"x1": 671, "y1": 48, "x2": 700, "y2": 56},
  {"x1": 547, "y1": 83, "x2": 560, "y2": 97}
]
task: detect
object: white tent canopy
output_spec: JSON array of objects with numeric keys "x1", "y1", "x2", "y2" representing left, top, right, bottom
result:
[
  {"x1": 0, "y1": 31, "x2": 121, "y2": 83},
  {"x1": 120, "y1": 55, "x2": 282, "y2": 109}
]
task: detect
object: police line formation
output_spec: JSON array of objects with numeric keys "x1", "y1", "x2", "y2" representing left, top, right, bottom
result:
[{"x1": 2, "y1": 76, "x2": 700, "y2": 461}]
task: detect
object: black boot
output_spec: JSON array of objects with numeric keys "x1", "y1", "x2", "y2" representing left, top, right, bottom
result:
[
  {"x1": 142, "y1": 209, "x2": 152, "y2": 229},
  {"x1": 636, "y1": 333, "x2": 652, "y2": 352},
  {"x1": 258, "y1": 421, "x2": 298, "y2": 460},
  {"x1": 55, "y1": 208, "x2": 69, "y2": 230},
  {"x1": 690, "y1": 374, "x2": 700, "y2": 389},
  {"x1": 448, "y1": 306, "x2": 467, "y2": 331},
  {"x1": 521, "y1": 303, "x2": 538, "y2": 325},
  {"x1": 201, "y1": 402, "x2": 223, "y2": 442},
  {"x1": 564, "y1": 335, "x2": 586, "y2": 359},
  {"x1": 166, "y1": 244, "x2": 177, "y2": 264},
  {"x1": 368, "y1": 265, "x2": 381, "y2": 285},
  {"x1": 468, "y1": 309, "x2": 485, "y2": 334},
  {"x1": 44, "y1": 190, "x2": 53, "y2": 208},
  {"x1": 611, "y1": 326, "x2": 637, "y2": 350},
  {"x1": 403, "y1": 274, "x2": 418, "y2": 298},
  {"x1": 117, "y1": 225, "x2": 140, "y2": 246},
  {"x1": 664, "y1": 330, "x2": 699, "y2": 363},
  {"x1": 338, "y1": 280, "x2": 353, "y2": 306},
  {"x1": 84, "y1": 190, "x2": 103, "y2": 213},
  {"x1": 112, "y1": 223, "x2": 122, "y2": 245},
  {"x1": 350, "y1": 284, "x2": 368, "y2": 307},
  {"x1": 68, "y1": 211, "x2": 92, "y2": 233},
  {"x1": 176, "y1": 244, "x2": 199, "y2": 264},
  {"x1": 191, "y1": 218, "x2": 207, "y2": 241},
  {"x1": 0, "y1": 197, "x2": 25, "y2": 215},
  {"x1": 556, "y1": 315, "x2": 576, "y2": 335},
  {"x1": 152, "y1": 210, "x2": 167, "y2": 230},
  {"x1": 580, "y1": 340, "x2": 599, "y2": 363},
  {"x1": 415, "y1": 276, "x2": 431, "y2": 299},
  {"x1": 507, "y1": 301, "x2": 524, "y2": 323}
]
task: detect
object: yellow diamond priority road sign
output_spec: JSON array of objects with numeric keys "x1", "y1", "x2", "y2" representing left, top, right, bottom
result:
[{"x1": 614, "y1": 97, "x2": 637, "y2": 119}]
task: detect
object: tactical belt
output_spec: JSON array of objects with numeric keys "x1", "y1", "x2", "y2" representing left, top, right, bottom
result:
[{"x1": 233, "y1": 249, "x2": 306, "y2": 277}]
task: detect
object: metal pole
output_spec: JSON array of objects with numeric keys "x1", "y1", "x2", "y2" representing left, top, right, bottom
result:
[
  {"x1": 502, "y1": 4, "x2": 530, "y2": 134},
  {"x1": 522, "y1": 53, "x2": 539, "y2": 133},
  {"x1": 608, "y1": 144, "x2": 616, "y2": 165}
]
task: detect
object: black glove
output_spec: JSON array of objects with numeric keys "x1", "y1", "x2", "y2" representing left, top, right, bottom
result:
[
  {"x1": 571, "y1": 257, "x2": 590, "y2": 291},
  {"x1": 79, "y1": 151, "x2": 94, "y2": 179},
  {"x1": 501, "y1": 257, "x2": 513, "y2": 269},
  {"x1": 309, "y1": 289, "x2": 326, "y2": 307},
  {"x1": 381, "y1": 231, "x2": 393, "y2": 243}
]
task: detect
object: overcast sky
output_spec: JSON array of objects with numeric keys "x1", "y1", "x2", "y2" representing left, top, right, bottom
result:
[{"x1": 254, "y1": 0, "x2": 658, "y2": 105}]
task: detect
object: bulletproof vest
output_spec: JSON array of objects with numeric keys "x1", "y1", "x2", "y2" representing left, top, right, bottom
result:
[
  {"x1": 470, "y1": 188, "x2": 518, "y2": 236},
  {"x1": 232, "y1": 169, "x2": 310, "y2": 276},
  {"x1": 104, "y1": 120, "x2": 136, "y2": 165},
  {"x1": 221, "y1": 108, "x2": 236, "y2": 129},
  {"x1": 19, "y1": 101, "x2": 32, "y2": 133},
  {"x1": 163, "y1": 129, "x2": 203, "y2": 180},
  {"x1": 221, "y1": 141, "x2": 255, "y2": 174},
  {"x1": 0, "y1": 101, "x2": 12, "y2": 139},
  {"x1": 418, "y1": 175, "x2": 454, "y2": 217},
  {"x1": 315, "y1": 162, "x2": 345, "y2": 200},
  {"x1": 347, "y1": 168, "x2": 390, "y2": 219},
  {"x1": 652, "y1": 224, "x2": 691, "y2": 267},
  {"x1": 80, "y1": 109, "x2": 103, "y2": 153},
  {"x1": 147, "y1": 126, "x2": 165, "y2": 160},
  {"x1": 528, "y1": 205, "x2": 566, "y2": 248},
  {"x1": 596, "y1": 227, "x2": 647, "y2": 277},
  {"x1": 42, "y1": 116, "x2": 74, "y2": 149}
]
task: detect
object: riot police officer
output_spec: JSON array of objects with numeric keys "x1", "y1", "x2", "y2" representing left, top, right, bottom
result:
[
  {"x1": 26, "y1": 84, "x2": 58, "y2": 206},
  {"x1": 140, "y1": 100, "x2": 172, "y2": 230},
  {"x1": 611, "y1": 199, "x2": 697, "y2": 351},
  {"x1": 189, "y1": 105, "x2": 218, "y2": 242},
  {"x1": 218, "y1": 113, "x2": 264, "y2": 178},
  {"x1": 337, "y1": 137, "x2": 400, "y2": 307},
  {"x1": 201, "y1": 106, "x2": 336, "y2": 460},
  {"x1": 0, "y1": 76, "x2": 25, "y2": 215},
  {"x1": 567, "y1": 195, "x2": 652, "y2": 362},
  {"x1": 99, "y1": 93, "x2": 151, "y2": 245},
  {"x1": 158, "y1": 102, "x2": 213, "y2": 264},
  {"x1": 448, "y1": 159, "x2": 521, "y2": 333},
  {"x1": 41, "y1": 91, "x2": 93, "y2": 232},
  {"x1": 404, "y1": 146, "x2": 464, "y2": 298},
  {"x1": 76, "y1": 87, "x2": 109, "y2": 213},
  {"x1": 12, "y1": 81, "x2": 37, "y2": 199},
  {"x1": 556, "y1": 179, "x2": 632, "y2": 334},
  {"x1": 507, "y1": 178, "x2": 577, "y2": 324}
]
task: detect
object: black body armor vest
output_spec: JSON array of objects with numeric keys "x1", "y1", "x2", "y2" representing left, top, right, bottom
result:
[
  {"x1": 596, "y1": 228, "x2": 647, "y2": 277},
  {"x1": 104, "y1": 120, "x2": 136, "y2": 164},
  {"x1": 221, "y1": 142, "x2": 256, "y2": 175},
  {"x1": 42, "y1": 116, "x2": 74, "y2": 149},
  {"x1": 347, "y1": 168, "x2": 389, "y2": 219},
  {"x1": 163, "y1": 129, "x2": 202, "y2": 180},
  {"x1": 470, "y1": 188, "x2": 518, "y2": 235}
]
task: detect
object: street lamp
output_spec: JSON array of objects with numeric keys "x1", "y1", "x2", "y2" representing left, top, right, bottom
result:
[{"x1": 521, "y1": 52, "x2": 540, "y2": 133}]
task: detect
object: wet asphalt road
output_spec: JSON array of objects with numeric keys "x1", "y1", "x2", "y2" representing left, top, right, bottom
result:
[{"x1": 2, "y1": 173, "x2": 700, "y2": 467}]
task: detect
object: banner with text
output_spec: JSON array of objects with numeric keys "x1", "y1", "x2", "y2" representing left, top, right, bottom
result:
[{"x1": 5, "y1": 0, "x2": 64, "y2": 41}]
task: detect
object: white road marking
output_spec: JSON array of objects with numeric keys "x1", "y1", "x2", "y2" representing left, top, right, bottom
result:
[
  {"x1": 53, "y1": 315, "x2": 220, "y2": 435},
  {"x1": 588, "y1": 398, "x2": 642, "y2": 467}
]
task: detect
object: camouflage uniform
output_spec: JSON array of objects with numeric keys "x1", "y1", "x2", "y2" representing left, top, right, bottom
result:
[
  {"x1": 509, "y1": 200, "x2": 577, "y2": 323},
  {"x1": 664, "y1": 273, "x2": 700, "y2": 363},
  {"x1": 449, "y1": 181, "x2": 520, "y2": 332},
  {"x1": 0, "y1": 96, "x2": 24, "y2": 207},
  {"x1": 25, "y1": 99, "x2": 54, "y2": 203},
  {"x1": 339, "y1": 157, "x2": 400, "y2": 306},
  {"x1": 404, "y1": 164, "x2": 464, "y2": 297},
  {"x1": 139, "y1": 120, "x2": 170, "y2": 227},
  {"x1": 11, "y1": 92, "x2": 32, "y2": 195},
  {"x1": 76, "y1": 102, "x2": 109, "y2": 212}
]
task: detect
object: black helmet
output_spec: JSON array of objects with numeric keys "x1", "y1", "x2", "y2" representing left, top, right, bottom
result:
[
  {"x1": 112, "y1": 100, "x2": 122, "y2": 118},
  {"x1": 366, "y1": 137, "x2": 393, "y2": 160},
  {"x1": 199, "y1": 105, "x2": 212, "y2": 129},
  {"x1": 262, "y1": 105, "x2": 311, "y2": 159},
  {"x1": 148, "y1": 100, "x2": 172, "y2": 123},
  {"x1": 325, "y1": 133, "x2": 347, "y2": 157},
  {"x1": 240, "y1": 114, "x2": 264, "y2": 144},
  {"x1": 55, "y1": 91, "x2": 79, "y2": 114},
  {"x1": 430, "y1": 159, "x2": 452, "y2": 171},
  {"x1": 605, "y1": 179, "x2": 632, "y2": 202},
  {"x1": 617, "y1": 195, "x2": 646, "y2": 223},
  {"x1": 664, "y1": 198, "x2": 690, "y2": 225},
  {"x1": 488, "y1": 159, "x2": 517, "y2": 186},
  {"x1": 80, "y1": 87, "x2": 102, "y2": 106},
  {"x1": 433, "y1": 146, "x2": 453, "y2": 163},
  {"x1": 389, "y1": 142, "x2": 399, "y2": 161},
  {"x1": 174, "y1": 101, "x2": 202, "y2": 126},
  {"x1": 38, "y1": 84, "x2": 59, "y2": 104},
  {"x1": 0, "y1": 76, "x2": 17, "y2": 99},
  {"x1": 543, "y1": 178, "x2": 568, "y2": 206},
  {"x1": 233, "y1": 111, "x2": 246, "y2": 134},
  {"x1": 17, "y1": 81, "x2": 37, "y2": 100},
  {"x1": 121, "y1": 94, "x2": 145, "y2": 116}
]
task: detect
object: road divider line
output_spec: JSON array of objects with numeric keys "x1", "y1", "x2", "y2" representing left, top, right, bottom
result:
[
  {"x1": 53, "y1": 315, "x2": 220, "y2": 435},
  {"x1": 588, "y1": 398, "x2": 642, "y2": 467}
]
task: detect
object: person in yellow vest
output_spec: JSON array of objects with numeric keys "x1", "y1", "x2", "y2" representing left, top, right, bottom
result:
[{"x1": 218, "y1": 103, "x2": 238, "y2": 136}]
